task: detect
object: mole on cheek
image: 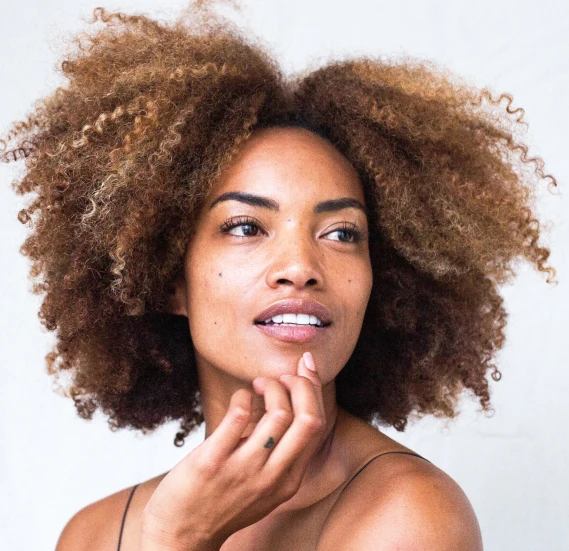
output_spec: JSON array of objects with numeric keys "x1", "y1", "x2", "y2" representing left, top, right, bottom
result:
[{"x1": 219, "y1": 272, "x2": 223, "y2": 277}]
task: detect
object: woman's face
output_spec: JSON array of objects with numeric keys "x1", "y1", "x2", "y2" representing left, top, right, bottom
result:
[{"x1": 172, "y1": 126, "x2": 373, "y2": 387}]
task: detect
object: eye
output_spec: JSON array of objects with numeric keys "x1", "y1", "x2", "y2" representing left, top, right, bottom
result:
[
  {"x1": 220, "y1": 216, "x2": 264, "y2": 237},
  {"x1": 325, "y1": 223, "x2": 366, "y2": 243},
  {"x1": 219, "y1": 217, "x2": 367, "y2": 243}
]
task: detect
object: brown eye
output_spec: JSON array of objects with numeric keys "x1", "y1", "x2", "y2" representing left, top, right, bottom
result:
[
  {"x1": 325, "y1": 223, "x2": 365, "y2": 243},
  {"x1": 220, "y1": 216, "x2": 264, "y2": 237}
]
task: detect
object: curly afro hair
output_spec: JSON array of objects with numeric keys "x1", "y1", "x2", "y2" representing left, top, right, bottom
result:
[{"x1": 1, "y1": 2, "x2": 558, "y2": 447}]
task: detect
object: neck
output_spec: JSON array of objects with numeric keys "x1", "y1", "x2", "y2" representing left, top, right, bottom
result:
[{"x1": 318, "y1": 407, "x2": 339, "y2": 458}]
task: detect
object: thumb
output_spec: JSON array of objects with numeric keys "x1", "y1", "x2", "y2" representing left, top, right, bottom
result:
[
  {"x1": 297, "y1": 352, "x2": 325, "y2": 417},
  {"x1": 297, "y1": 352, "x2": 321, "y2": 385}
]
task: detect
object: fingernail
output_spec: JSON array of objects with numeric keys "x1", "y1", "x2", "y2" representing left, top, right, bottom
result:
[{"x1": 303, "y1": 352, "x2": 316, "y2": 371}]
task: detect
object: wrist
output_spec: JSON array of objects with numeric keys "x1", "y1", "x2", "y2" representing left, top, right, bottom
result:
[
  {"x1": 140, "y1": 541, "x2": 221, "y2": 551},
  {"x1": 140, "y1": 534, "x2": 222, "y2": 551},
  {"x1": 140, "y1": 518, "x2": 225, "y2": 551}
]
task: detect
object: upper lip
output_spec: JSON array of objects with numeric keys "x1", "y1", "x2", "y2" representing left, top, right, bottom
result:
[{"x1": 254, "y1": 299, "x2": 333, "y2": 325}]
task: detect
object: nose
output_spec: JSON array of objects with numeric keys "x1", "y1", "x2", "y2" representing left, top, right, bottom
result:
[{"x1": 265, "y1": 227, "x2": 324, "y2": 290}]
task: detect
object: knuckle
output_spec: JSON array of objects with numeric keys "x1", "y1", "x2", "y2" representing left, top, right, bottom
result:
[
  {"x1": 293, "y1": 377, "x2": 310, "y2": 388},
  {"x1": 264, "y1": 466, "x2": 281, "y2": 485},
  {"x1": 298, "y1": 412, "x2": 325, "y2": 433},
  {"x1": 231, "y1": 406, "x2": 250, "y2": 423},
  {"x1": 194, "y1": 454, "x2": 220, "y2": 477},
  {"x1": 281, "y1": 476, "x2": 301, "y2": 499},
  {"x1": 256, "y1": 476, "x2": 277, "y2": 499},
  {"x1": 233, "y1": 468, "x2": 250, "y2": 486},
  {"x1": 270, "y1": 407, "x2": 294, "y2": 427}
]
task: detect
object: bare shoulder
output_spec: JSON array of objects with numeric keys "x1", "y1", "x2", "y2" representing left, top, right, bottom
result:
[
  {"x1": 54, "y1": 485, "x2": 134, "y2": 551},
  {"x1": 317, "y1": 453, "x2": 483, "y2": 551},
  {"x1": 55, "y1": 473, "x2": 167, "y2": 551}
]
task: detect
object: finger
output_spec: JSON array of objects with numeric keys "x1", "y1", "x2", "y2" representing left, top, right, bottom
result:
[
  {"x1": 236, "y1": 378, "x2": 293, "y2": 464},
  {"x1": 296, "y1": 352, "x2": 325, "y2": 418},
  {"x1": 204, "y1": 388, "x2": 252, "y2": 459},
  {"x1": 263, "y1": 375, "x2": 326, "y2": 476}
]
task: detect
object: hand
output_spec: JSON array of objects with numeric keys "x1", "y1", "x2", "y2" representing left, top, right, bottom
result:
[{"x1": 140, "y1": 351, "x2": 327, "y2": 550}]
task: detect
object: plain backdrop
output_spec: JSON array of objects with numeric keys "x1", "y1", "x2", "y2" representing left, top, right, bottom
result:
[{"x1": 1, "y1": 1, "x2": 568, "y2": 550}]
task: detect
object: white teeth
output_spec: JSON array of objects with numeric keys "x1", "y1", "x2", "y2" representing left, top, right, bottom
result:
[
  {"x1": 262, "y1": 313, "x2": 324, "y2": 326},
  {"x1": 283, "y1": 313, "x2": 301, "y2": 324}
]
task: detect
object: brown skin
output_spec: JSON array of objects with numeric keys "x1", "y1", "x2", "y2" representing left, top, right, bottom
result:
[
  {"x1": 169, "y1": 126, "x2": 372, "y2": 446},
  {"x1": 140, "y1": 355, "x2": 329, "y2": 550},
  {"x1": 2, "y1": 5, "x2": 558, "y2": 450},
  {"x1": 55, "y1": 417, "x2": 483, "y2": 550},
  {"x1": 144, "y1": 126, "x2": 372, "y2": 547},
  {"x1": 134, "y1": 127, "x2": 482, "y2": 550},
  {"x1": 51, "y1": 128, "x2": 484, "y2": 549},
  {"x1": 3, "y1": 5, "x2": 555, "y2": 549}
]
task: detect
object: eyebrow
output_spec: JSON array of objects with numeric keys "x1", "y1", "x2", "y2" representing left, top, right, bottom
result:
[{"x1": 209, "y1": 191, "x2": 369, "y2": 217}]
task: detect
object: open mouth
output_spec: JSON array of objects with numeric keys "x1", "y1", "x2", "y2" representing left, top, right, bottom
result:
[
  {"x1": 254, "y1": 320, "x2": 331, "y2": 327},
  {"x1": 254, "y1": 313, "x2": 331, "y2": 328},
  {"x1": 254, "y1": 318, "x2": 331, "y2": 343}
]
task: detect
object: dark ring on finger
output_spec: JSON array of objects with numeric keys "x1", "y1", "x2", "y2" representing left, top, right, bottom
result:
[{"x1": 264, "y1": 436, "x2": 275, "y2": 449}]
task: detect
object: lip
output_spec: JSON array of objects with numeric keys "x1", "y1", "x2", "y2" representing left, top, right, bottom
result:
[
  {"x1": 253, "y1": 298, "x2": 333, "y2": 326},
  {"x1": 255, "y1": 323, "x2": 329, "y2": 343}
]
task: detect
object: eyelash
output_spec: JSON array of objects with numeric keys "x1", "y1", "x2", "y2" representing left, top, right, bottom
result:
[{"x1": 219, "y1": 216, "x2": 366, "y2": 243}]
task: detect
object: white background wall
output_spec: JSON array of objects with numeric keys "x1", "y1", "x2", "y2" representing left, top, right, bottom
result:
[{"x1": 1, "y1": 1, "x2": 567, "y2": 550}]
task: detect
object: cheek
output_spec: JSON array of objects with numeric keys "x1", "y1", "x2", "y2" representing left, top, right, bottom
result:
[
  {"x1": 186, "y1": 269, "x2": 230, "y2": 362},
  {"x1": 361, "y1": 268, "x2": 374, "y2": 313},
  {"x1": 187, "y1": 260, "x2": 227, "y2": 323},
  {"x1": 185, "y1": 252, "x2": 263, "y2": 373},
  {"x1": 185, "y1": 250, "x2": 253, "y2": 336},
  {"x1": 345, "y1": 257, "x2": 373, "y2": 306},
  {"x1": 341, "y1": 268, "x2": 373, "y2": 338}
]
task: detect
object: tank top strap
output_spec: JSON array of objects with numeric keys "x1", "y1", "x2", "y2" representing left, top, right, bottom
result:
[
  {"x1": 117, "y1": 483, "x2": 139, "y2": 551},
  {"x1": 341, "y1": 451, "x2": 431, "y2": 497}
]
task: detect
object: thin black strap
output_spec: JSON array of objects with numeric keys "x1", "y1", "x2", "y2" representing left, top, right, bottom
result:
[
  {"x1": 117, "y1": 483, "x2": 139, "y2": 551},
  {"x1": 344, "y1": 451, "x2": 431, "y2": 491}
]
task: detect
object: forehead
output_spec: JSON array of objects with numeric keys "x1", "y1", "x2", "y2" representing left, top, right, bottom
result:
[{"x1": 209, "y1": 126, "x2": 364, "y2": 202}]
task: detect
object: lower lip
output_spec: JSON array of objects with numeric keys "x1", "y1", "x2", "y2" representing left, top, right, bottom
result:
[{"x1": 254, "y1": 323, "x2": 329, "y2": 343}]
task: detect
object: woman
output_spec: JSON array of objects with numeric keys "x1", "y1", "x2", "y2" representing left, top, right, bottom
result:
[{"x1": 1, "y1": 3, "x2": 557, "y2": 550}]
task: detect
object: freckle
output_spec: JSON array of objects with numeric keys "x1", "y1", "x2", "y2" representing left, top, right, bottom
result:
[
  {"x1": 219, "y1": 272, "x2": 223, "y2": 277},
  {"x1": 348, "y1": 279, "x2": 352, "y2": 282}
]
